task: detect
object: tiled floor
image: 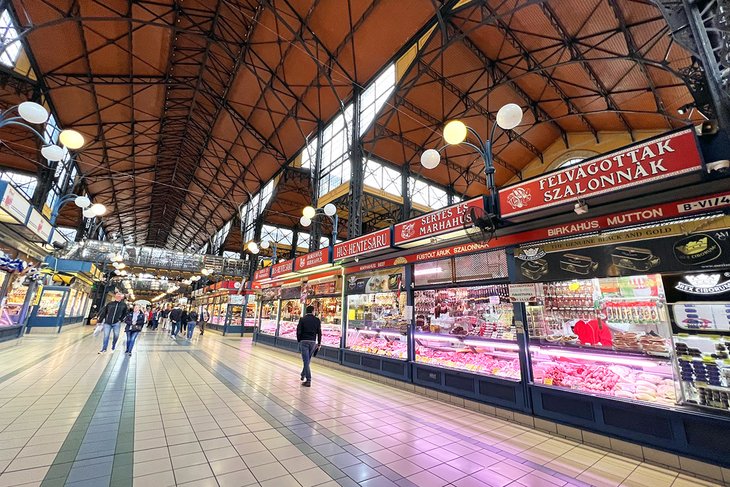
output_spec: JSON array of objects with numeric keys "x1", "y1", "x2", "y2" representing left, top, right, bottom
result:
[{"x1": 0, "y1": 327, "x2": 725, "y2": 487}]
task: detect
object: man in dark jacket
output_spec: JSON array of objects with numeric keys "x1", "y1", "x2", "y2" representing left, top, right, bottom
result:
[
  {"x1": 186, "y1": 307, "x2": 198, "y2": 340},
  {"x1": 169, "y1": 305, "x2": 183, "y2": 337},
  {"x1": 97, "y1": 292, "x2": 129, "y2": 353},
  {"x1": 296, "y1": 305, "x2": 321, "y2": 387}
]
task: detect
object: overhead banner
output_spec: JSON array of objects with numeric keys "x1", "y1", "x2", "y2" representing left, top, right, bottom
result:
[
  {"x1": 512, "y1": 218, "x2": 730, "y2": 283},
  {"x1": 270, "y1": 259, "x2": 294, "y2": 278},
  {"x1": 26, "y1": 208, "x2": 52, "y2": 242},
  {"x1": 394, "y1": 196, "x2": 486, "y2": 245},
  {"x1": 253, "y1": 267, "x2": 271, "y2": 281},
  {"x1": 499, "y1": 128, "x2": 703, "y2": 219},
  {"x1": 0, "y1": 182, "x2": 30, "y2": 224},
  {"x1": 333, "y1": 228, "x2": 391, "y2": 260},
  {"x1": 294, "y1": 248, "x2": 330, "y2": 272}
]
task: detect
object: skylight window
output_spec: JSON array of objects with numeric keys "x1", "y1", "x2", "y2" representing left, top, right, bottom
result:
[{"x1": 0, "y1": 10, "x2": 21, "y2": 67}]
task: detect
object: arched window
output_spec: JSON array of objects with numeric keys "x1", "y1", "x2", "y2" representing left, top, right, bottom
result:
[
  {"x1": 559, "y1": 157, "x2": 584, "y2": 168},
  {"x1": 549, "y1": 150, "x2": 598, "y2": 171}
]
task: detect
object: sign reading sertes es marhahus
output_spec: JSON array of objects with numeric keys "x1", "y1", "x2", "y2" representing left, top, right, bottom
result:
[
  {"x1": 498, "y1": 128, "x2": 703, "y2": 218},
  {"x1": 394, "y1": 196, "x2": 486, "y2": 245}
]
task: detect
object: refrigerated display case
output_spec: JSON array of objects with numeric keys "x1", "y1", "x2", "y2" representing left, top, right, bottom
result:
[
  {"x1": 306, "y1": 296, "x2": 343, "y2": 348},
  {"x1": 413, "y1": 284, "x2": 520, "y2": 379},
  {"x1": 346, "y1": 291, "x2": 408, "y2": 359},
  {"x1": 277, "y1": 285, "x2": 302, "y2": 340},
  {"x1": 664, "y1": 272, "x2": 730, "y2": 412},
  {"x1": 526, "y1": 274, "x2": 678, "y2": 406},
  {"x1": 259, "y1": 301, "x2": 279, "y2": 336}
]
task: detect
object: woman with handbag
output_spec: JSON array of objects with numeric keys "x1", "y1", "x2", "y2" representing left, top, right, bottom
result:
[{"x1": 124, "y1": 304, "x2": 145, "y2": 356}]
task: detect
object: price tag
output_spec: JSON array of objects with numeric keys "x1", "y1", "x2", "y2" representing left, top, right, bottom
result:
[{"x1": 543, "y1": 378, "x2": 553, "y2": 386}]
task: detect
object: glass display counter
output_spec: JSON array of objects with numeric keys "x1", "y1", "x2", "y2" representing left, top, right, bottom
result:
[
  {"x1": 413, "y1": 284, "x2": 520, "y2": 379},
  {"x1": 259, "y1": 300, "x2": 279, "y2": 335},
  {"x1": 346, "y1": 292, "x2": 408, "y2": 359},
  {"x1": 526, "y1": 274, "x2": 678, "y2": 406},
  {"x1": 664, "y1": 273, "x2": 730, "y2": 412},
  {"x1": 278, "y1": 298, "x2": 302, "y2": 339},
  {"x1": 306, "y1": 296, "x2": 342, "y2": 347},
  {"x1": 244, "y1": 299, "x2": 257, "y2": 328}
]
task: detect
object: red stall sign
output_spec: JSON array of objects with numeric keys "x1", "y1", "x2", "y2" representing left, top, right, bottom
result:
[
  {"x1": 295, "y1": 248, "x2": 330, "y2": 271},
  {"x1": 498, "y1": 128, "x2": 703, "y2": 219},
  {"x1": 333, "y1": 228, "x2": 391, "y2": 260},
  {"x1": 253, "y1": 267, "x2": 271, "y2": 281},
  {"x1": 394, "y1": 196, "x2": 486, "y2": 245},
  {"x1": 270, "y1": 259, "x2": 294, "y2": 278}
]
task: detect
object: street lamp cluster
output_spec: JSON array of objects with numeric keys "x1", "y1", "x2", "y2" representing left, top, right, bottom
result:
[
  {"x1": 299, "y1": 203, "x2": 337, "y2": 227},
  {"x1": 420, "y1": 103, "x2": 523, "y2": 215},
  {"x1": 1, "y1": 101, "x2": 107, "y2": 228}
]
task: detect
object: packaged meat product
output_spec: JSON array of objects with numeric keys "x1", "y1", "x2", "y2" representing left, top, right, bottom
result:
[
  {"x1": 637, "y1": 373, "x2": 663, "y2": 384},
  {"x1": 614, "y1": 391, "x2": 635, "y2": 399},
  {"x1": 635, "y1": 392, "x2": 656, "y2": 401}
]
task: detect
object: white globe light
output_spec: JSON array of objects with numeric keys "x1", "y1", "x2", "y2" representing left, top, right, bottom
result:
[
  {"x1": 59, "y1": 129, "x2": 85, "y2": 149},
  {"x1": 89, "y1": 203, "x2": 106, "y2": 216},
  {"x1": 247, "y1": 241, "x2": 259, "y2": 254},
  {"x1": 82, "y1": 208, "x2": 95, "y2": 218},
  {"x1": 443, "y1": 120, "x2": 468, "y2": 145},
  {"x1": 74, "y1": 195, "x2": 91, "y2": 208},
  {"x1": 18, "y1": 102, "x2": 49, "y2": 124},
  {"x1": 323, "y1": 203, "x2": 337, "y2": 217},
  {"x1": 420, "y1": 149, "x2": 441, "y2": 170},
  {"x1": 41, "y1": 145, "x2": 65, "y2": 161},
  {"x1": 300, "y1": 216, "x2": 312, "y2": 227},
  {"x1": 260, "y1": 241, "x2": 270, "y2": 250},
  {"x1": 496, "y1": 103, "x2": 523, "y2": 130},
  {"x1": 302, "y1": 206, "x2": 316, "y2": 219}
]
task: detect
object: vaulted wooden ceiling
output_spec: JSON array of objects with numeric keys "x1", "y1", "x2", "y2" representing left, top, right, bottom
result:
[{"x1": 1, "y1": 0, "x2": 705, "y2": 250}]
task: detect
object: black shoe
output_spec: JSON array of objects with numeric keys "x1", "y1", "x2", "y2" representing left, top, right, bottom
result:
[
  {"x1": 300, "y1": 375, "x2": 305, "y2": 381},
  {"x1": 301, "y1": 381, "x2": 311, "y2": 387}
]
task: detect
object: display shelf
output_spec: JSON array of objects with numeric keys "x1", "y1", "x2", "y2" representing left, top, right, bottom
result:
[{"x1": 673, "y1": 334, "x2": 730, "y2": 412}]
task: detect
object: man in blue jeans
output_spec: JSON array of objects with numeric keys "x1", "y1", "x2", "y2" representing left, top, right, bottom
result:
[
  {"x1": 186, "y1": 308, "x2": 198, "y2": 340},
  {"x1": 97, "y1": 292, "x2": 129, "y2": 354},
  {"x1": 296, "y1": 305, "x2": 321, "y2": 387}
]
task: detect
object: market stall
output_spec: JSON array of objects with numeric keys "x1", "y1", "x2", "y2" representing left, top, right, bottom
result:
[
  {"x1": 193, "y1": 281, "x2": 253, "y2": 335},
  {"x1": 255, "y1": 286, "x2": 280, "y2": 346},
  {"x1": 25, "y1": 259, "x2": 99, "y2": 333},
  {"x1": 344, "y1": 264, "x2": 409, "y2": 380},
  {"x1": 410, "y1": 248, "x2": 527, "y2": 409},
  {"x1": 510, "y1": 211, "x2": 730, "y2": 465},
  {"x1": 274, "y1": 273, "x2": 343, "y2": 360}
]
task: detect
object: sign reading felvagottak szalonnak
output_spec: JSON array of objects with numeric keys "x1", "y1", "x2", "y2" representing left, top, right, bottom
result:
[{"x1": 498, "y1": 128, "x2": 703, "y2": 219}]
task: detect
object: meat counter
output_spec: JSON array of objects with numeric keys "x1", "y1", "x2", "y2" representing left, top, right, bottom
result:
[
  {"x1": 526, "y1": 274, "x2": 679, "y2": 406},
  {"x1": 413, "y1": 284, "x2": 520, "y2": 379},
  {"x1": 345, "y1": 291, "x2": 408, "y2": 359},
  {"x1": 277, "y1": 298, "x2": 302, "y2": 339},
  {"x1": 258, "y1": 300, "x2": 279, "y2": 335}
]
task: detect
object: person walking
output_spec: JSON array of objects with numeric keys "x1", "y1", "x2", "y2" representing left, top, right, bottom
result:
[
  {"x1": 161, "y1": 305, "x2": 171, "y2": 331},
  {"x1": 198, "y1": 306, "x2": 210, "y2": 336},
  {"x1": 150, "y1": 307, "x2": 160, "y2": 330},
  {"x1": 180, "y1": 307, "x2": 188, "y2": 336},
  {"x1": 124, "y1": 304, "x2": 145, "y2": 355},
  {"x1": 186, "y1": 307, "x2": 198, "y2": 340},
  {"x1": 97, "y1": 292, "x2": 129, "y2": 354},
  {"x1": 169, "y1": 304, "x2": 182, "y2": 337},
  {"x1": 296, "y1": 305, "x2": 321, "y2": 388}
]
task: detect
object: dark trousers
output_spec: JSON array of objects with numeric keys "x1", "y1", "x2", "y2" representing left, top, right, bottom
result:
[
  {"x1": 199, "y1": 321, "x2": 206, "y2": 334},
  {"x1": 299, "y1": 340, "x2": 317, "y2": 382}
]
